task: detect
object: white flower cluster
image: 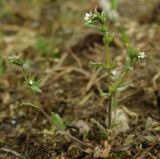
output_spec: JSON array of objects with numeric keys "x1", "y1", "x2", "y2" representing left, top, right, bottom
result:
[
  {"x1": 8, "y1": 55, "x2": 20, "y2": 60},
  {"x1": 29, "y1": 80, "x2": 33, "y2": 85},
  {"x1": 84, "y1": 12, "x2": 95, "y2": 24},
  {"x1": 138, "y1": 52, "x2": 146, "y2": 59},
  {"x1": 84, "y1": 13, "x2": 92, "y2": 21},
  {"x1": 84, "y1": 12, "x2": 99, "y2": 24}
]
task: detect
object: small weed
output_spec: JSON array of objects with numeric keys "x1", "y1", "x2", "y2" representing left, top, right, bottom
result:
[
  {"x1": 8, "y1": 55, "x2": 42, "y2": 93},
  {"x1": 84, "y1": 4, "x2": 147, "y2": 127}
]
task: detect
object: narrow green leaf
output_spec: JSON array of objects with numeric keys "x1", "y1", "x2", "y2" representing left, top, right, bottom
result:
[
  {"x1": 8, "y1": 55, "x2": 23, "y2": 67},
  {"x1": 126, "y1": 45, "x2": 139, "y2": 60},
  {"x1": 154, "y1": 126, "x2": 160, "y2": 131},
  {"x1": 103, "y1": 32, "x2": 114, "y2": 45},
  {"x1": 111, "y1": 122, "x2": 120, "y2": 129},
  {"x1": 144, "y1": 135, "x2": 157, "y2": 143},
  {"x1": 117, "y1": 83, "x2": 131, "y2": 93},
  {"x1": 117, "y1": 26, "x2": 129, "y2": 45},
  {"x1": 90, "y1": 61, "x2": 106, "y2": 69},
  {"x1": 51, "y1": 112, "x2": 65, "y2": 131},
  {"x1": 28, "y1": 85, "x2": 42, "y2": 93},
  {"x1": 101, "y1": 11, "x2": 107, "y2": 23},
  {"x1": 100, "y1": 91, "x2": 110, "y2": 97}
]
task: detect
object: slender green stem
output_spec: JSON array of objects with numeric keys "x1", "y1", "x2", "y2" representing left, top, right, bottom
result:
[
  {"x1": 108, "y1": 96, "x2": 112, "y2": 128},
  {"x1": 108, "y1": 71, "x2": 128, "y2": 127},
  {"x1": 105, "y1": 38, "x2": 112, "y2": 128}
]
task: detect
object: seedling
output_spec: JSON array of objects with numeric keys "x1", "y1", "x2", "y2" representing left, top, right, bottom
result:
[{"x1": 84, "y1": 7, "x2": 146, "y2": 128}]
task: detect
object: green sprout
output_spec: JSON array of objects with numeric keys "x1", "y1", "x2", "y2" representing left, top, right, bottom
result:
[
  {"x1": 51, "y1": 112, "x2": 66, "y2": 132},
  {"x1": 84, "y1": 8, "x2": 146, "y2": 128}
]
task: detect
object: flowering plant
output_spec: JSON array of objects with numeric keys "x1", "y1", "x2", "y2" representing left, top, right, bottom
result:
[
  {"x1": 8, "y1": 55, "x2": 42, "y2": 93},
  {"x1": 84, "y1": 9, "x2": 146, "y2": 128}
]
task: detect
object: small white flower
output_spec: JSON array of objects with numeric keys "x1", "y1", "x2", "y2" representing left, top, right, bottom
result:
[
  {"x1": 112, "y1": 70, "x2": 117, "y2": 76},
  {"x1": 84, "y1": 13, "x2": 92, "y2": 21},
  {"x1": 138, "y1": 52, "x2": 146, "y2": 59},
  {"x1": 29, "y1": 80, "x2": 33, "y2": 85}
]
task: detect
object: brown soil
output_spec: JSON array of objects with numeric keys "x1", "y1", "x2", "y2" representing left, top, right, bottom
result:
[{"x1": 0, "y1": 0, "x2": 160, "y2": 158}]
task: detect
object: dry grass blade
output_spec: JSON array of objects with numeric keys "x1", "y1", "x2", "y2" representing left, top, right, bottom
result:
[
  {"x1": 0, "y1": 148, "x2": 26, "y2": 159},
  {"x1": 42, "y1": 66, "x2": 91, "y2": 87},
  {"x1": 152, "y1": 66, "x2": 160, "y2": 89},
  {"x1": 79, "y1": 92, "x2": 93, "y2": 106},
  {"x1": 41, "y1": 53, "x2": 68, "y2": 86},
  {"x1": 85, "y1": 68, "x2": 102, "y2": 93}
]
